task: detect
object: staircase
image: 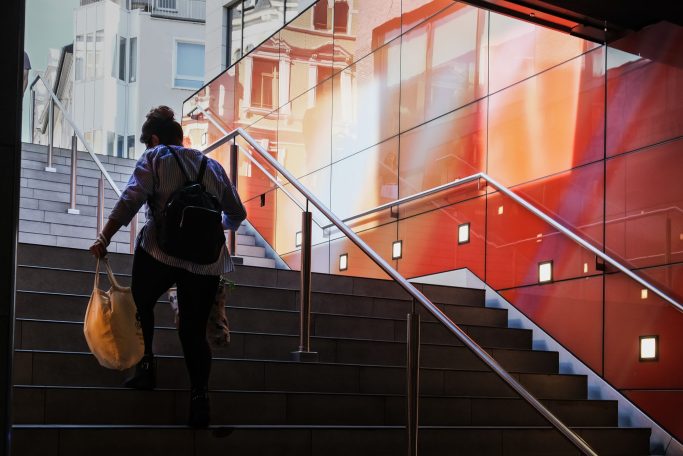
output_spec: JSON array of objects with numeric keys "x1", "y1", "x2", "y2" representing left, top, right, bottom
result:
[
  {"x1": 11, "y1": 243, "x2": 651, "y2": 455},
  {"x1": 234, "y1": 224, "x2": 278, "y2": 268}
]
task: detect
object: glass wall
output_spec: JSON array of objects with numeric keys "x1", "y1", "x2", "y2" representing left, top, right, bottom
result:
[{"x1": 183, "y1": 1, "x2": 683, "y2": 442}]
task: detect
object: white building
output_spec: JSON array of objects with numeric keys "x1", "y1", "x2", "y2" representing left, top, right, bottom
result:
[{"x1": 34, "y1": 0, "x2": 206, "y2": 159}]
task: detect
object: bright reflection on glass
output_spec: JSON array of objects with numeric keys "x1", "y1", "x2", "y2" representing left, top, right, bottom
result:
[
  {"x1": 538, "y1": 261, "x2": 553, "y2": 283},
  {"x1": 392, "y1": 240, "x2": 403, "y2": 259},
  {"x1": 339, "y1": 253, "x2": 348, "y2": 271},
  {"x1": 639, "y1": 336, "x2": 658, "y2": 361},
  {"x1": 458, "y1": 223, "x2": 470, "y2": 245}
]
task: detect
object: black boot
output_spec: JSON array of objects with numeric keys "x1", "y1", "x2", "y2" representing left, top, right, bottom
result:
[
  {"x1": 188, "y1": 387, "x2": 210, "y2": 428},
  {"x1": 124, "y1": 354, "x2": 156, "y2": 390}
]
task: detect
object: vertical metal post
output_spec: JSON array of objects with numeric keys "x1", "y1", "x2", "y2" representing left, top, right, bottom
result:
[
  {"x1": 29, "y1": 89, "x2": 35, "y2": 143},
  {"x1": 67, "y1": 134, "x2": 80, "y2": 215},
  {"x1": 229, "y1": 141, "x2": 238, "y2": 255},
  {"x1": 45, "y1": 100, "x2": 56, "y2": 172},
  {"x1": 130, "y1": 213, "x2": 138, "y2": 254},
  {"x1": 291, "y1": 209, "x2": 318, "y2": 362},
  {"x1": 96, "y1": 175, "x2": 105, "y2": 234},
  {"x1": 406, "y1": 301, "x2": 420, "y2": 456}
]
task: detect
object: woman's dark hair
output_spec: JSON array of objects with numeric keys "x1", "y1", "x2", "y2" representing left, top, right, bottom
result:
[{"x1": 140, "y1": 105, "x2": 184, "y2": 148}]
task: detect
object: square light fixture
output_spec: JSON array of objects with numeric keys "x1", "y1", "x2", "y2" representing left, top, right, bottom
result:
[
  {"x1": 392, "y1": 240, "x2": 403, "y2": 260},
  {"x1": 295, "y1": 231, "x2": 302, "y2": 248},
  {"x1": 538, "y1": 261, "x2": 553, "y2": 283},
  {"x1": 639, "y1": 335, "x2": 658, "y2": 361},
  {"x1": 458, "y1": 223, "x2": 470, "y2": 245},
  {"x1": 583, "y1": 262, "x2": 588, "y2": 274},
  {"x1": 201, "y1": 132, "x2": 208, "y2": 146},
  {"x1": 641, "y1": 289, "x2": 648, "y2": 300},
  {"x1": 536, "y1": 233, "x2": 543, "y2": 243},
  {"x1": 339, "y1": 253, "x2": 348, "y2": 271},
  {"x1": 498, "y1": 205, "x2": 504, "y2": 215}
]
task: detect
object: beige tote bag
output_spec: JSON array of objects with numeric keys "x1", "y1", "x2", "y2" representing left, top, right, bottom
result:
[{"x1": 83, "y1": 258, "x2": 144, "y2": 370}]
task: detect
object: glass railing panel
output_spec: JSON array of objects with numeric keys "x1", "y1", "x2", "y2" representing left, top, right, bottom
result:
[
  {"x1": 399, "y1": 2, "x2": 488, "y2": 133},
  {"x1": 330, "y1": 136, "x2": 399, "y2": 223},
  {"x1": 279, "y1": 6, "x2": 334, "y2": 104},
  {"x1": 278, "y1": 80, "x2": 333, "y2": 178},
  {"x1": 605, "y1": 138, "x2": 683, "y2": 270},
  {"x1": 499, "y1": 275, "x2": 605, "y2": 374},
  {"x1": 488, "y1": 46, "x2": 606, "y2": 188},
  {"x1": 485, "y1": 162, "x2": 605, "y2": 291},
  {"x1": 397, "y1": 194, "x2": 486, "y2": 279},
  {"x1": 327, "y1": 222, "x2": 396, "y2": 280},
  {"x1": 335, "y1": 0, "x2": 402, "y2": 67},
  {"x1": 401, "y1": 0, "x2": 454, "y2": 34},
  {"x1": 331, "y1": 37, "x2": 401, "y2": 162},
  {"x1": 398, "y1": 99, "x2": 487, "y2": 200},
  {"x1": 488, "y1": 11, "x2": 600, "y2": 94},
  {"x1": 606, "y1": 23, "x2": 683, "y2": 157}
]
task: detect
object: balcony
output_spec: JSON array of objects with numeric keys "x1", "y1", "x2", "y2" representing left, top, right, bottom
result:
[{"x1": 80, "y1": 0, "x2": 206, "y2": 23}]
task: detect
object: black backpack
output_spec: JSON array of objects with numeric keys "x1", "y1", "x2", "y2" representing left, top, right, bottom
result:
[{"x1": 156, "y1": 147, "x2": 226, "y2": 264}]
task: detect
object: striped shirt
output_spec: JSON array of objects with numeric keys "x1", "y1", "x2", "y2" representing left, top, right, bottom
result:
[{"x1": 109, "y1": 145, "x2": 247, "y2": 276}]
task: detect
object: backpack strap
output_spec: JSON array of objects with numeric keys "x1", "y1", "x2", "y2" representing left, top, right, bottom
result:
[
  {"x1": 197, "y1": 156, "x2": 208, "y2": 185},
  {"x1": 167, "y1": 146, "x2": 191, "y2": 183}
]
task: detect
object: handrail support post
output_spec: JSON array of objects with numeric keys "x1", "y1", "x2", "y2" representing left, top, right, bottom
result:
[
  {"x1": 45, "y1": 99, "x2": 56, "y2": 172},
  {"x1": 67, "y1": 134, "x2": 80, "y2": 215},
  {"x1": 96, "y1": 176, "x2": 105, "y2": 234},
  {"x1": 406, "y1": 301, "x2": 420, "y2": 456},
  {"x1": 229, "y1": 141, "x2": 238, "y2": 256},
  {"x1": 291, "y1": 209, "x2": 318, "y2": 362}
]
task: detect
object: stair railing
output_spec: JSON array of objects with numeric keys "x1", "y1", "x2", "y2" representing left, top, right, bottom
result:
[
  {"x1": 201, "y1": 127, "x2": 600, "y2": 456},
  {"x1": 29, "y1": 74, "x2": 139, "y2": 253},
  {"x1": 319, "y1": 173, "x2": 683, "y2": 314}
]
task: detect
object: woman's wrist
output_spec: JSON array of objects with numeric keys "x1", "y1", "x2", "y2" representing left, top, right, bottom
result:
[{"x1": 96, "y1": 232, "x2": 110, "y2": 247}]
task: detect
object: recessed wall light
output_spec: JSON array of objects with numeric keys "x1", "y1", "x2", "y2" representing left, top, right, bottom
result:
[
  {"x1": 339, "y1": 253, "x2": 348, "y2": 271},
  {"x1": 583, "y1": 262, "x2": 588, "y2": 273},
  {"x1": 641, "y1": 289, "x2": 648, "y2": 300},
  {"x1": 498, "y1": 206, "x2": 504, "y2": 215},
  {"x1": 639, "y1": 335, "x2": 658, "y2": 361},
  {"x1": 536, "y1": 233, "x2": 543, "y2": 243},
  {"x1": 538, "y1": 261, "x2": 553, "y2": 283},
  {"x1": 458, "y1": 223, "x2": 470, "y2": 245},
  {"x1": 295, "y1": 231, "x2": 302, "y2": 248},
  {"x1": 392, "y1": 240, "x2": 403, "y2": 260}
]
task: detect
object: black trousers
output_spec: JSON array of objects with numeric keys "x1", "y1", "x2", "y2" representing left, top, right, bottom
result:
[{"x1": 131, "y1": 246, "x2": 219, "y2": 389}]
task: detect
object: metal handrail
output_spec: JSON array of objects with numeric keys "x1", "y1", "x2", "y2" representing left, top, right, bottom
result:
[
  {"x1": 31, "y1": 74, "x2": 122, "y2": 197},
  {"x1": 202, "y1": 127, "x2": 599, "y2": 455},
  {"x1": 320, "y1": 171, "x2": 683, "y2": 313}
]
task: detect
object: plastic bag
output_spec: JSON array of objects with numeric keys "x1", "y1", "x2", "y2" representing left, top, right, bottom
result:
[{"x1": 83, "y1": 258, "x2": 144, "y2": 370}]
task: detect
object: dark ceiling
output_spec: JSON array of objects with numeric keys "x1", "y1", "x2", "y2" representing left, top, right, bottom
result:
[{"x1": 467, "y1": 0, "x2": 683, "y2": 42}]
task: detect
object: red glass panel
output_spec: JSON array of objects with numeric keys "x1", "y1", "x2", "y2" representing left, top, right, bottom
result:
[
  {"x1": 328, "y1": 223, "x2": 397, "y2": 279},
  {"x1": 278, "y1": 78, "x2": 333, "y2": 178},
  {"x1": 398, "y1": 196, "x2": 486, "y2": 279},
  {"x1": 331, "y1": 137, "x2": 399, "y2": 224},
  {"x1": 280, "y1": 7, "x2": 334, "y2": 104},
  {"x1": 399, "y1": 3, "x2": 488, "y2": 132},
  {"x1": 606, "y1": 22, "x2": 683, "y2": 157},
  {"x1": 604, "y1": 264, "x2": 683, "y2": 389},
  {"x1": 401, "y1": 0, "x2": 454, "y2": 33},
  {"x1": 488, "y1": 12, "x2": 599, "y2": 93},
  {"x1": 331, "y1": 39, "x2": 401, "y2": 162},
  {"x1": 398, "y1": 99, "x2": 486, "y2": 200},
  {"x1": 500, "y1": 276, "x2": 604, "y2": 374},
  {"x1": 623, "y1": 391, "x2": 683, "y2": 442},
  {"x1": 486, "y1": 163, "x2": 604, "y2": 290},
  {"x1": 335, "y1": 0, "x2": 401, "y2": 66},
  {"x1": 605, "y1": 138, "x2": 683, "y2": 270},
  {"x1": 488, "y1": 47, "x2": 605, "y2": 188}
]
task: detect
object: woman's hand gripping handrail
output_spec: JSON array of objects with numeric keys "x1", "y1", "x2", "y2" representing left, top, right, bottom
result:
[{"x1": 204, "y1": 127, "x2": 599, "y2": 456}]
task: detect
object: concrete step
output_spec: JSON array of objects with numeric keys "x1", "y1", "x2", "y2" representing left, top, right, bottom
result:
[
  {"x1": 15, "y1": 313, "x2": 531, "y2": 354},
  {"x1": 15, "y1": 289, "x2": 506, "y2": 335},
  {"x1": 12, "y1": 350, "x2": 586, "y2": 399},
  {"x1": 13, "y1": 320, "x2": 550, "y2": 371},
  {"x1": 237, "y1": 234, "x2": 256, "y2": 246},
  {"x1": 235, "y1": 244, "x2": 266, "y2": 258},
  {"x1": 241, "y1": 256, "x2": 276, "y2": 268},
  {"x1": 16, "y1": 243, "x2": 486, "y2": 306},
  {"x1": 12, "y1": 386, "x2": 618, "y2": 427},
  {"x1": 11, "y1": 425, "x2": 651, "y2": 456}
]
